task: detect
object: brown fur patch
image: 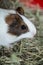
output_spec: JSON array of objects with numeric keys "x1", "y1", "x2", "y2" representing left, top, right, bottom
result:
[
  {"x1": 5, "y1": 14, "x2": 16, "y2": 25},
  {"x1": 5, "y1": 14, "x2": 29, "y2": 36}
]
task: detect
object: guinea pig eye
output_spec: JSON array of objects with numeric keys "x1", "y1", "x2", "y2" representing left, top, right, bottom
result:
[{"x1": 21, "y1": 25, "x2": 26, "y2": 30}]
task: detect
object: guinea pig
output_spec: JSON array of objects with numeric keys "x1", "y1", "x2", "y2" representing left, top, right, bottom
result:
[{"x1": 0, "y1": 7, "x2": 36, "y2": 47}]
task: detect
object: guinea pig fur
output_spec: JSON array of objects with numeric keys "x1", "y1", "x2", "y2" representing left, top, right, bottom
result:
[{"x1": 0, "y1": 7, "x2": 36, "y2": 47}]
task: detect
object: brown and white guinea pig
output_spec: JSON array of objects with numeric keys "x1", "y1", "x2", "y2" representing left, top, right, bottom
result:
[{"x1": 0, "y1": 7, "x2": 36, "y2": 47}]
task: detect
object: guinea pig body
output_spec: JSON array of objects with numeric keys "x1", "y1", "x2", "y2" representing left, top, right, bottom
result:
[{"x1": 0, "y1": 8, "x2": 36, "y2": 47}]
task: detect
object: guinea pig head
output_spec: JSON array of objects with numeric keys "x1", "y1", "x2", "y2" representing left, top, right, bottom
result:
[{"x1": 5, "y1": 14, "x2": 29, "y2": 36}]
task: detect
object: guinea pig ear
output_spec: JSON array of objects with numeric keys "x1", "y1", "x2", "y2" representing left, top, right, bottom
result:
[{"x1": 16, "y1": 7, "x2": 24, "y2": 15}]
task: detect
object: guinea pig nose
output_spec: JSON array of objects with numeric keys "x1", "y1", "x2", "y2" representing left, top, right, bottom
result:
[{"x1": 21, "y1": 25, "x2": 26, "y2": 30}]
